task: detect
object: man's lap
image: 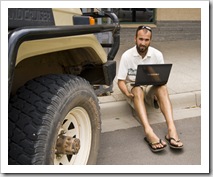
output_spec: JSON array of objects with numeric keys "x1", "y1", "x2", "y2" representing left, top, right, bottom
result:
[{"x1": 126, "y1": 83, "x2": 158, "y2": 108}]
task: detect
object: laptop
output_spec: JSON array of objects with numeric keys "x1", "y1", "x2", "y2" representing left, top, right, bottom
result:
[{"x1": 131, "y1": 64, "x2": 172, "y2": 86}]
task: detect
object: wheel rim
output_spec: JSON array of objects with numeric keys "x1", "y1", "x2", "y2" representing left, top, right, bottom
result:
[{"x1": 54, "y1": 107, "x2": 92, "y2": 165}]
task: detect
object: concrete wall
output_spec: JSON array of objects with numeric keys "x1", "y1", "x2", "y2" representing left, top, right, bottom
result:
[
  {"x1": 120, "y1": 20, "x2": 201, "y2": 42},
  {"x1": 120, "y1": 8, "x2": 201, "y2": 42},
  {"x1": 156, "y1": 8, "x2": 201, "y2": 21},
  {"x1": 154, "y1": 8, "x2": 201, "y2": 41}
]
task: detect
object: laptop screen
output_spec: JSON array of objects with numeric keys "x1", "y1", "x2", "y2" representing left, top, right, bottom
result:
[{"x1": 134, "y1": 64, "x2": 172, "y2": 86}]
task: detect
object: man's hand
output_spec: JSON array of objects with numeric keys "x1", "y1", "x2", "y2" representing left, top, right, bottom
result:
[
  {"x1": 126, "y1": 92, "x2": 134, "y2": 99},
  {"x1": 118, "y1": 80, "x2": 134, "y2": 99}
]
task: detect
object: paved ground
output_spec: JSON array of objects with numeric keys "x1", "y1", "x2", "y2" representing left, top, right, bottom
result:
[{"x1": 97, "y1": 116, "x2": 201, "y2": 165}]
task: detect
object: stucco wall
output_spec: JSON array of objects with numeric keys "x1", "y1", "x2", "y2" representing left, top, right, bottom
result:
[{"x1": 156, "y1": 8, "x2": 201, "y2": 21}]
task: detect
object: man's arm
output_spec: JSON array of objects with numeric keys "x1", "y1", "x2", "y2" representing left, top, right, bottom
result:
[{"x1": 117, "y1": 79, "x2": 134, "y2": 99}]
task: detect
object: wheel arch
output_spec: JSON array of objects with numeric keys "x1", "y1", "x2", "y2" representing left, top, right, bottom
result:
[
  {"x1": 11, "y1": 35, "x2": 108, "y2": 95},
  {"x1": 8, "y1": 24, "x2": 119, "y2": 97}
]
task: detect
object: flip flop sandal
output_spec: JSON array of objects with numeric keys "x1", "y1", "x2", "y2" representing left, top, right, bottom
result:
[
  {"x1": 144, "y1": 137, "x2": 166, "y2": 152},
  {"x1": 165, "y1": 136, "x2": 183, "y2": 149}
]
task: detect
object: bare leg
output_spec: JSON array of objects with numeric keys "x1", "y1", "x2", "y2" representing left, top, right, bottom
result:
[
  {"x1": 131, "y1": 86, "x2": 166, "y2": 149},
  {"x1": 155, "y1": 85, "x2": 183, "y2": 147}
]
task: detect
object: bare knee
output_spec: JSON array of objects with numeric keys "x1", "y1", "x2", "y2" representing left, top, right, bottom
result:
[
  {"x1": 132, "y1": 86, "x2": 145, "y2": 99},
  {"x1": 155, "y1": 85, "x2": 169, "y2": 98}
]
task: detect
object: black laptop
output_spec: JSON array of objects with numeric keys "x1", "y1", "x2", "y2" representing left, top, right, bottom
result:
[{"x1": 131, "y1": 64, "x2": 172, "y2": 86}]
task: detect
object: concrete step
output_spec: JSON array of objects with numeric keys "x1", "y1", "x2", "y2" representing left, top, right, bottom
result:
[
  {"x1": 99, "y1": 91, "x2": 201, "y2": 133},
  {"x1": 99, "y1": 90, "x2": 201, "y2": 109}
]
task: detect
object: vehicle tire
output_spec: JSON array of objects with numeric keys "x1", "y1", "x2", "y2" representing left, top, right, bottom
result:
[{"x1": 8, "y1": 74, "x2": 101, "y2": 165}]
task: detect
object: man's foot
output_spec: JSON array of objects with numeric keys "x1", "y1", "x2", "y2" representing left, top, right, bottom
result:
[
  {"x1": 144, "y1": 137, "x2": 166, "y2": 152},
  {"x1": 144, "y1": 131, "x2": 167, "y2": 152},
  {"x1": 165, "y1": 135, "x2": 183, "y2": 149}
]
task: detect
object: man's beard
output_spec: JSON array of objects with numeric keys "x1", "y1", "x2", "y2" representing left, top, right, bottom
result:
[{"x1": 136, "y1": 44, "x2": 148, "y2": 54}]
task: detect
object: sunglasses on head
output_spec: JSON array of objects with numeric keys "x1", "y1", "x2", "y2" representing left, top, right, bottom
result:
[{"x1": 137, "y1": 25, "x2": 152, "y2": 32}]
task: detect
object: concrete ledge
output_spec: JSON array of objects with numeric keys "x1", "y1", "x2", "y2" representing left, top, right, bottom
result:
[
  {"x1": 131, "y1": 105, "x2": 201, "y2": 125},
  {"x1": 124, "y1": 91, "x2": 201, "y2": 111},
  {"x1": 100, "y1": 101, "x2": 141, "y2": 132},
  {"x1": 99, "y1": 91, "x2": 201, "y2": 131},
  {"x1": 99, "y1": 99, "x2": 201, "y2": 133},
  {"x1": 170, "y1": 91, "x2": 201, "y2": 108},
  {"x1": 100, "y1": 101, "x2": 132, "y2": 119},
  {"x1": 195, "y1": 91, "x2": 201, "y2": 107},
  {"x1": 127, "y1": 91, "x2": 201, "y2": 125}
]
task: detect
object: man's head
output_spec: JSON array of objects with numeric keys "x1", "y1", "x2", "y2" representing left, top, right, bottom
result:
[{"x1": 135, "y1": 26, "x2": 152, "y2": 56}]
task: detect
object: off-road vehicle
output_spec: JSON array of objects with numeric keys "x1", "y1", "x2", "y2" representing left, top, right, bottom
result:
[{"x1": 8, "y1": 8, "x2": 120, "y2": 165}]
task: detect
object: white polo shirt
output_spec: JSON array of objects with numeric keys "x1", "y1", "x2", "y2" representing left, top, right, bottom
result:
[{"x1": 117, "y1": 46, "x2": 164, "y2": 83}]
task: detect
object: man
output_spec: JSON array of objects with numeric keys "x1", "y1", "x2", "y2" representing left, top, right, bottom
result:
[{"x1": 117, "y1": 26, "x2": 183, "y2": 152}]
